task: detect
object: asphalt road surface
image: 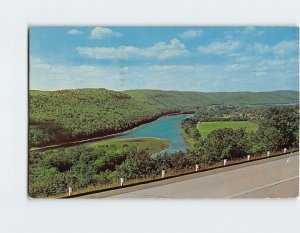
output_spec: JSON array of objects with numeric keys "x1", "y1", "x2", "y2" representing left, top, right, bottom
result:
[{"x1": 81, "y1": 152, "x2": 299, "y2": 199}]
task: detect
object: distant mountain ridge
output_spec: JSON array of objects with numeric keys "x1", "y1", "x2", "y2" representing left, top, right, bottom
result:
[
  {"x1": 123, "y1": 89, "x2": 299, "y2": 108},
  {"x1": 29, "y1": 88, "x2": 299, "y2": 147}
]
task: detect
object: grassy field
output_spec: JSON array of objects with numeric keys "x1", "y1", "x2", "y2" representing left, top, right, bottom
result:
[
  {"x1": 197, "y1": 121, "x2": 258, "y2": 137},
  {"x1": 89, "y1": 137, "x2": 170, "y2": 154}
]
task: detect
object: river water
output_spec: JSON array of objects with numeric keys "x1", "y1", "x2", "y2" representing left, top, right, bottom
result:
[{"x1": 111, "y1": 114, "x2": 193, "y2": 154}]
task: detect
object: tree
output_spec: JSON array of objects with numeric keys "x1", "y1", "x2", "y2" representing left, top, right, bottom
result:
[
  {"x1": 257, "y1": 107, "x2": 299, "y2": 150},
  {"x1": 193, "y1": 128, "x2": 248, "y2": 164}
]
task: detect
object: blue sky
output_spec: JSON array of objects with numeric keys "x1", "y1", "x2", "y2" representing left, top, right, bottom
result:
[{"x1": 30, "y1": 26, "x2": 299, "y2": 92}]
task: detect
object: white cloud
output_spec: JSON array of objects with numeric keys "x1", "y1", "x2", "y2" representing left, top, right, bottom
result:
[
  {"x1": 179, "y1": 29, "x2": 204, "y2": 39},
  {"x1": 30, "y1": 57, "x2": 120, "y2": 90},
  {"x1": 29, "y1": 56, "x2": 298, "y2": 92},
  {"x1": 225, "y1": 64, "x2": 249, "y2": 72},
  {"x1": 31, "y1": 58, "x2": 108, "y2": 77},
  {"x1": 254, "y1": 43, "x2": 270, "y2": 54},
  {"x1": 254, "y1": 40, "x2": 298, "y2": 56},
  {"x1": 198, "y1": 40, "x2": 241, "y2": 55},
  {"x1": 67, "y1": 29, "x2": 82, "y2": 35},
  {"x1": 242, "y1": 27, "x2": 264, "y2": 35},
  {"x1": 272, "y1": 40, "x2": 298, "y2": 55},
  {"x1": 148, "y1": 65, "x2": 196, "y2": 73},
  {"x1": 143, "y1": 60, "x2": 298, "y2": 91},
  {"x1": 76, "y1": 38, "x2": 190, "y2": 60},
  {"x1": 90, "y1": 27, "x2": 122, "y2": 40},
  {"x1": 259, "y1": 59, "x2": 286, "y2": 66}
]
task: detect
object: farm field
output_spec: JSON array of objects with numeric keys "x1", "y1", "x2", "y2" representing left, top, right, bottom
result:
[
  {"x1": 89, "y1": 137, "x2": 170, "y2": 154},
  {"x1": 197, "y1": 121, "x2": 259, "y2": 137}
]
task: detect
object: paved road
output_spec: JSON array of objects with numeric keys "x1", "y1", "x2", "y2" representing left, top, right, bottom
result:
[{"x1": 81, "y1": 152, "x2": 299, "y2": 199}]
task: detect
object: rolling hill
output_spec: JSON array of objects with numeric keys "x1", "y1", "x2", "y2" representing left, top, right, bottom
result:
[{"x1": 124, "y1": 89, "x2": 299, "y2": 108}]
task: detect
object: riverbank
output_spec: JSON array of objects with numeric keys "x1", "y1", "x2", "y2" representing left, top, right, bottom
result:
[
  {"x1": 30, "y1": 112, "x2": 194, "y2": 152},
  {"x1": 88, "y1": 137, "x2": 171, "y2": 155},
  {"x1": 181, "y1": 130, "x2": 195, "y2": 148}
]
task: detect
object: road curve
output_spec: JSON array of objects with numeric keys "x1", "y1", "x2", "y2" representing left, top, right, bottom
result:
[{"x1": 80, "y1": 152, "x2": 299, "y2": 199}]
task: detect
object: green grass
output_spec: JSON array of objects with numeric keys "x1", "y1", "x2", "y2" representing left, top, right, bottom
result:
[
  {"x1": 197, "y1": 121, "x2": 258, "y2": 137},
  {"x1": 88, "y1": 137, "x2": 170, "y2": 154}
]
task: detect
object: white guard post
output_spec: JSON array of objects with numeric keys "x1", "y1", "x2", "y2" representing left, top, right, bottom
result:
[
  {"x1": 161, "y1": 170, "x2": 165, "y2": 178},
  {"x1": 267, "y1": 151, "x2": 270, "y2": 157},
  {"x1": 68, "y1": 187, "x2": 72, "y2": 197},
  {"x1": 247, "y1": 155, "x2": 251, "y2": 161},
  {"x1": 195, "y1": 164, "x2": 199, "y2": 171},
  {"x1": 223, "y1": 159, "x2": 227, "y2": 166},
  {"x1": 284, "y1": 148, "x2": 287, "y2": 153},
  {"x1": 120, "y1": 178, "x2": 124, "y2": 186}
]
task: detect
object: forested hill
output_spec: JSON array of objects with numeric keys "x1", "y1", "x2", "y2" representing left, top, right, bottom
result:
[
  {"x1": 29, "y1": 88, "x2": 298, "y2": 147},
  {"x1": 123, "y1": 90, "x2": 299, "y2": 108}
]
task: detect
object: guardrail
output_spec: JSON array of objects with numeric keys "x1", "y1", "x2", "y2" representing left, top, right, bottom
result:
[{"x1": 62, "y1": 147, "x2": 298, "y2": 198}]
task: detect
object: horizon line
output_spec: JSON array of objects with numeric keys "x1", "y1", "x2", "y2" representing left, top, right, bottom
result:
[{"x1": 29, "y1": 87, "x2": 299, "y2": 93}]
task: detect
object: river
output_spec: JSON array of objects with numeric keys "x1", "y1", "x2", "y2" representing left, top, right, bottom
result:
[
  {"x1": 109, "y1": 114, "x2": 193, "y2": 154},
  {"x1": 30, "y1": 114, "x2": 193, "y2": 153}
]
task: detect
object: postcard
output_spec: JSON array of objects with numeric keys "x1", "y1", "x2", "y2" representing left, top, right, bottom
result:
[{"x1": 28, "y1": 26, "x2": 299, "y2": 198}]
